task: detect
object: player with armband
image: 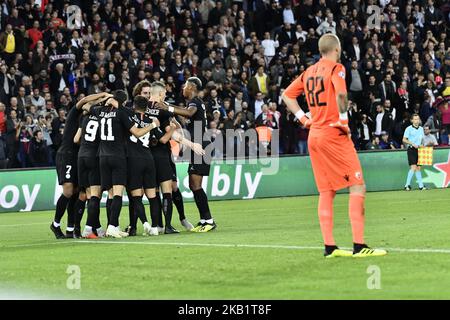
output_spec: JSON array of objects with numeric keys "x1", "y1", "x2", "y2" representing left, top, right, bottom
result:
[{"x1": 155, "y1": 77, "x2": 216, "y2": 233}]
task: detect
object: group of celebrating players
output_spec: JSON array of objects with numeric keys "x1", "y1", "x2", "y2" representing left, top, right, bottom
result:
[
  {"x1": 49, "y1": 33, "x2": 387, "y2": 258},
  {"x1": 50, "y1": 77, "x2": 217, "y2": 239}
]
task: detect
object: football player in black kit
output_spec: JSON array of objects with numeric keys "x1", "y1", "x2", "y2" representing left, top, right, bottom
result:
[
  {"x1": 125, "y1": 80, "x2": 153, "y2": 236},
  {"x1": 148, "y1": 81, "x2": 204, "y2": 233},
  {"x1": 73, "y1": 94, "x2": 113, "y2": 239},
  {"x1": 155, "y1": 77, "x2": 216, "y2": 232},
  {"x1": 147, "y1": 82, "x2": 181, "y2": 234},
  {"x1": 126, "y1": 95, "x2": 168, "y2": 236},
  {"x1": 130, "y1": 95, "x2": 176, "y2": 235},
  {"x1": 50, "y1": 92, "x2": 110, "y2": 239},
  {"x1": 129, "y1": 80, "x2": 199, "y2": 234},
  {"x1": 84, "y1": 90, "x2": 160, "y2": 238}
]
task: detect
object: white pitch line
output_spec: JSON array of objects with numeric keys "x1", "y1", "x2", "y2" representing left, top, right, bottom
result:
[
  {"x1": 4, "y1": 239, "x2": 450, "y2": 254},
  {"x1": 0, "y1": 222, "x2": 49, "y2": 228},
  {"x1": 79, "y1": 240, "x2": 324, "y2": 251},
  {"x1": 3, "y1": 241, "x2": 74, "y2": 248},
  {"x1": 74, "y1": 239, "x2": 450, "y2": 254},
  {"x1": 376, "y1": 247, "x2": 450, "y2": 254}
]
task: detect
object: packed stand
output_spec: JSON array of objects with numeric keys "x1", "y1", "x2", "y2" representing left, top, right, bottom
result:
[{"x1": 0, "y1": 0, "x2": 449, "y2": 169}]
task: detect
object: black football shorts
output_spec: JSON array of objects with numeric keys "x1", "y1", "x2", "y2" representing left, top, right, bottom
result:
[
  {"x1": 127, "y1": 156, "x2": 157, "y2": 190},
  {"x1": 153, "y1": 151, "x2": 174, "y2": 184},
  {"x1": 188, "y1": 141, "x2": 211, "y2": 177},
  {"x1": 56, "y1": 152, "x2": 78, "y2": 185},
  {"x1": 99, "y1": 156, "x2": 127, "y2": 190},
  {"x1": 78, "y1": 156, "x2": 100, "y2": 188}
]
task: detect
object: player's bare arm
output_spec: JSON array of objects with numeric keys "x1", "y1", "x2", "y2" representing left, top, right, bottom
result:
[
  {"x1": 159, "y1": 121, "x2": 177, "y2": 144},
  {"x1": 336, "y1": 92, "x2": 348, "y2": 115},
  {"x1": 170, "y1": 117, "x2": 186, "y2": 140},
  {"x1": 170, "y1": 126, "x2": 205, "y2": 156},
  {"x1": 155, "y1": 101, "x2": 197, "y2": 118},
  {"x1": 329, "y1": 92, "x2": 350, "y2": 136},
  {"x1": 281, "y1": 74, "x2": 312, "y2": 128},
  {"x1": 81, "y1": 101, "x2": 96, "y2": 113},
  {"x1": 130, "y1": 118, "x2": 160, "y2": 138},
  {"x1": 281, "y1": 95, "x2": 311, "y2": 129},
  {"x1": 76, "y1": 92, "x2": 112, "y2": 109},
  {"x1": 174, "y1": 133, "x2": 205, "y2": 156},
  {"x1": 165, "y1": 118, "x2": 204, "y2": 155},
  {"x1": 329, "y1": 62, "x2": 350, "y2": 136},
  {"x1": 171, "y1": 118, "x2": 184, "y2": 133},
  {"x1": 81, "y1": 96, "x2": 111, "y2": 113},
  {"x1": 73, "y1": 128, "x2": 82, "y2": 144}
]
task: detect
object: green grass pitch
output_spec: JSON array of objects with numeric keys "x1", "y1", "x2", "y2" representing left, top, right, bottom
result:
[{"x1": 1, "y1": 188, "x2": 450, "y2": 299}]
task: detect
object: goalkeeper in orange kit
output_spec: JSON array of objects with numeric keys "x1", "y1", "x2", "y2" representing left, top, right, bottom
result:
[{"x1": 282, "y1": 34, "x2": 387, "y2": 258}]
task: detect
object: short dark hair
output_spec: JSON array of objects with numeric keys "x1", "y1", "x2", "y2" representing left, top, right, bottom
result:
[
  {"x1": 411, "y1": 113, "x2": 420, "y2": 119},
  {"x1": 186, "y1": 77, "x2": 202, "y2": 90},
  {"x1": 33, "y1": 129, "x2": 41, "y2": 137},
  {"x1": 112, "y1": 90, "x2": 128, "y2": 106},
  {"x1": 134, "y1": 95, "x2": 148, "y2": 111}
]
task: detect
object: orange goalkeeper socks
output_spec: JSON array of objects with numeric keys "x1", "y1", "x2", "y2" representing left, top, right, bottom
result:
[
  {"x1": 349, "y1": 193, "x2": 365, "y2": 245},
  {"x1": 318, "y1": 191, "x2": 336, "y2": 246}
]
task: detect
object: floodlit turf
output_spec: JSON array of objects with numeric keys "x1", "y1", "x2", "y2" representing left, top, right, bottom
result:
[{"x1": 1, "y1": 188, "x2": 450, "y2": 299}]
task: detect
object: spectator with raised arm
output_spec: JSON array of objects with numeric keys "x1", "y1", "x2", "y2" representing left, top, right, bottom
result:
[{"x1": 28, "y1": 130, "x2": 49, "y2": 167}]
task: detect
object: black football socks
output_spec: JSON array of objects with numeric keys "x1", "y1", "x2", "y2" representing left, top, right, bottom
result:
[
  {"x1": 156, "y1": 192, "x2": 163, "y2": 228},
  {"x1": 353, "y1": 243, "x2": 368, "y2": 254},
  {"x1": 54, "y1": 194, "x2": 70, "y2": 224},
  {"x1": 172, "y1": 188, "x2": 186, "y2": 221},
  {"x1": 162, "y1": 193, "x2": 173, "y2": 228},
  {"x1": 193, "y1": 189, "x2": 212, "y2": 221},
  {"x1": 133, "y1": 196, "x2": 147, "y2": 225},
  {"x1": 66, "y1": 194, "x2": 77, "y2": 230},
  {"x1": 110, "y1": 196, "x2": 123, "y2": 227},
  {"x1": 86, "y1": 196, "x2": 100, "y2": 229},
  {"x1": 148, "y1": 196, "x2": 159, "y2": 228},
  {"x1": 74, "y1": 199, "x2": 86, "y2": 229},
  {"x1": 106, "y1": 198, "x2": 113, "y2": 226},
  {"x1": 324, "y1": 245, "x2": 339, "y2": 256},
  {"x1": 128, "y1": 192, "x2": 135, "y2": 228}
]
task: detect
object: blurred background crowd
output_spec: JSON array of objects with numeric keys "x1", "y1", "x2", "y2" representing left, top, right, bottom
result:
[{"x1": 0, "y1": 0, "x2": 449, "y2": 169}]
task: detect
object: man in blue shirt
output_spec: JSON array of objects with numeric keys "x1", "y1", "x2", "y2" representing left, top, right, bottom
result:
[
  {"x1": 379, "y1": 131, "x2": 399, "y2": 149},
  {"x1": 402, "y1": 114, "x2": 425, "y2": 191}
]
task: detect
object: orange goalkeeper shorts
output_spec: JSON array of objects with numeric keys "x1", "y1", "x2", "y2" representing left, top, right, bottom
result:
[{"x1": 308, "y1": 128, "x2": 365, "y2": 193}]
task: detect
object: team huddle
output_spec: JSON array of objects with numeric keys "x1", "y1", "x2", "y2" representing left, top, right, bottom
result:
[
  {"x1": 49, "y1": 33, "x2": 387, "y2": 258},
  {"x1": 50, "y1": 77, "x2": 217, "y2": 239}
]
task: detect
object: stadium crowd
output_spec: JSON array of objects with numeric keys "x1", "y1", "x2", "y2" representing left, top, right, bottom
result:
[{"x1": 0, "y1": 0, "x2": 449, "y2": 169}]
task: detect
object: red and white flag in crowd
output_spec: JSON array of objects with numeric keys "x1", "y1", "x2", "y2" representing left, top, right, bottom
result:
[{"x1": 35, "y1": 0, "x2": 49, "y2": 13}]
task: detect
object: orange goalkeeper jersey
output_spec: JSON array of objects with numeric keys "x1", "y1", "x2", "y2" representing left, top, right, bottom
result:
[{"x1": 283, "y1": 58, "x2": 347, "y2": 132}]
